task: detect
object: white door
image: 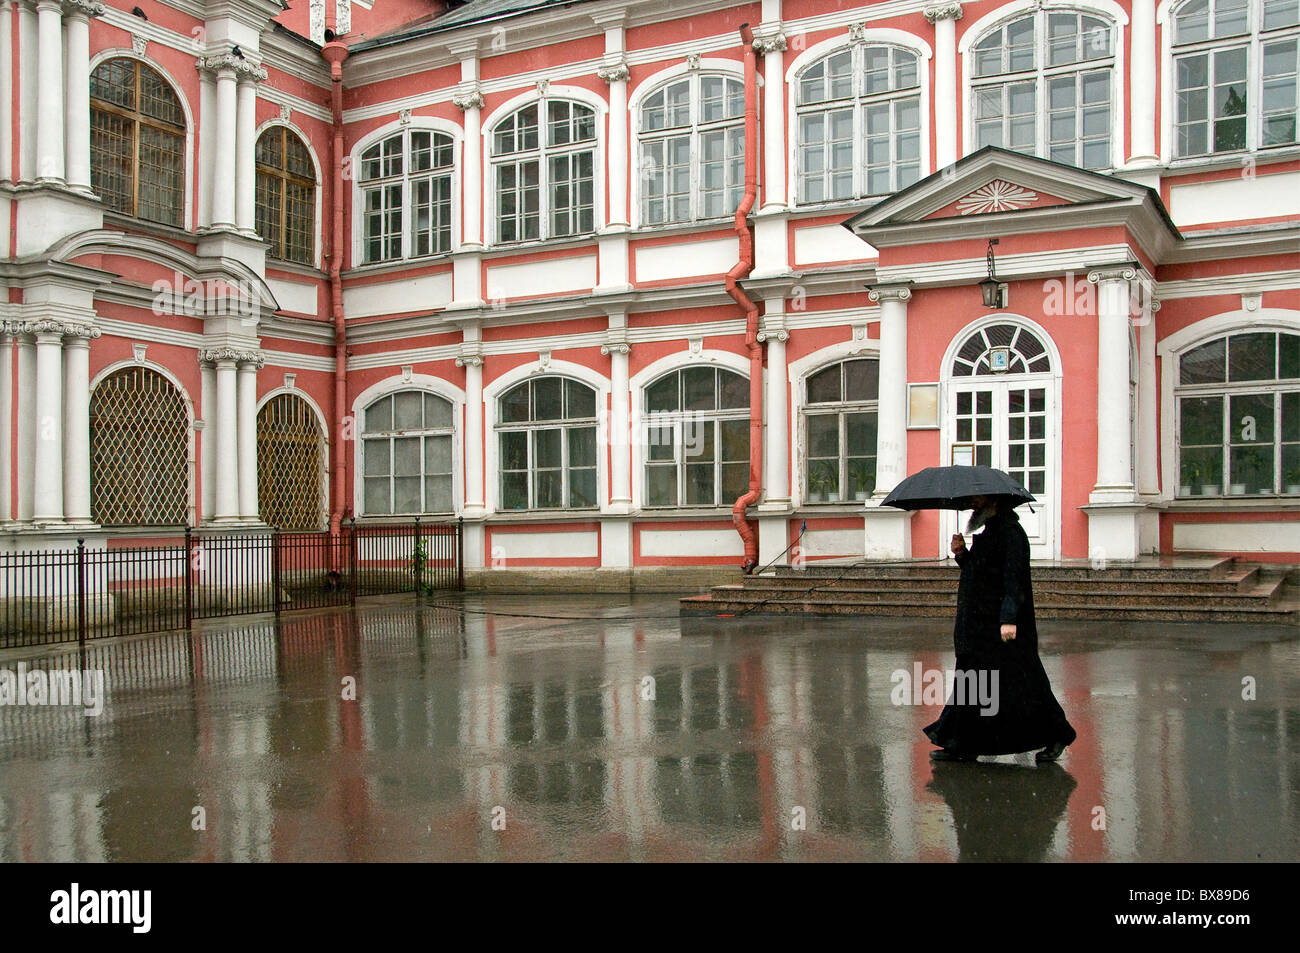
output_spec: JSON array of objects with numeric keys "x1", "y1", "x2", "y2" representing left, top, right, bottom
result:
[{"x1": 942, "y1": 378, "x2": 1056, "y2": 560}]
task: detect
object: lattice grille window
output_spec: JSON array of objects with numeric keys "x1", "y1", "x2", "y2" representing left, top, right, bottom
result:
[
  {"x1": 90, "y1": 367, "x2": 190, "y2": 526},
  {"x1": 90, "y1": 58, "x2": 185, "y2": 226},
  {"x1": 951, "y1": 323, "x2": 1053, "y2": 376},
  {"x1": 257, "y1": 393, "x2": 326, "y2": 529},
  {"x1": 256, "y1": 126, "x2": 316, "y2": 265}
]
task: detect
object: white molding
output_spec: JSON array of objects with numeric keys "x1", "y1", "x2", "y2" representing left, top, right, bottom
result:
[
  {"x1": 89, "y1": 48, "x2": 196, "y2": 231},
  {"x1": 1157, "y1": 269, "x2": 1300, "y2": 300}
]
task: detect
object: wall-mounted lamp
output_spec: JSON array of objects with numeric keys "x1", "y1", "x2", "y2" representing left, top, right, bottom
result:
[{"x1": 979, "y1": 238, "x2": 1007, "y2": 309}]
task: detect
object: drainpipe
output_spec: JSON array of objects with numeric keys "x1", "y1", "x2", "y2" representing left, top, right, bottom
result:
[
  {"x1": 322, "y1": 39, "x2": 349, "y2": 535},
  {"x1": 728, "y1": 23, "x2": 761, "y2": 574}
]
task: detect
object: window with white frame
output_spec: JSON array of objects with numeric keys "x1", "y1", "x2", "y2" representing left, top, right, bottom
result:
[
  {"x1": 361, "y1": 391, "x2": 455, "y2": 515},
  {"x1": 1172, "y1": 0, "x2": 1299, "y2": 157},
  {"x1": 643, "y1": 367, "x2": 750, "y2": 507},
  {"x1": 358, "y1": 129, "x2": 454, "y2": 264},
  {"x1": 498, "y1": 378, "x2": 598, "y2": 510},
  {"x1": 639, "y1": 74, "x2": 745, "y2": 225},
  {"x1": 971, "y1": 10, "x2": 1115, "y2": 170},
  {"x1": 492, "y1": 100, "x2": 597, "y2": 243},
  {"x1": 1176, "y1": 330, "x2": 1300, "y2": 497},
  {"x1": 796, "y1": 45, "x2": 922, "y2": 203},
  {"x1": 803, "y1": 359, "x2": 879, "y2": 503}
]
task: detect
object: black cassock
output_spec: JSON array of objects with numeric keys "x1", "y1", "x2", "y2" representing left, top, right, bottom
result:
[{"x1": 923, "y1": 508, "x2": 1077, "y2": 755}]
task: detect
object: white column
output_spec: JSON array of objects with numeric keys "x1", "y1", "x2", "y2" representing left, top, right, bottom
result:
[
  {"x1": 61, "y1": 329, "x2": 93, "y2": 522},
  {"x1": 17, "y1": 0, "x2": 37, "y2": 182},
  {"x1": 34, "y1": 0, "x2": 64, "y2": 183},
  {"x1": 1130, "y1": 0, "x2": 1158, "y2": 163},
  {"x1": 31, "y1": 328, "x2": 64, "y2": 521},
  {"x1": 213, "y1": 358, "x2": 239, "y2": 519},
  {"x1": 0, "y1": 332, "x2": 12, "y2": 521},
  {"x1": 1137, "y1": 298, "x2": 1160, "y2": 496},
  {"x1": 603, "y1": 332, "x2": 631, "y2": 509},
  {"x1": 926, "y1": 4, "x2": 962, "y2": 169},
  {"x1": 199, "y1": 360, "x2": 215, "y2": 520},
  {"x1": 235, "y1": 73, "x2": 258, "y2": 232},
  {"x1": 1088, "y1": 266, "x2": 1138, "y2": 501},
  {"x1": 0, "y1": 3, "x2": 14, "y2": 183},
  {"x1": 210, "y1": 65, "x2": 238, "y2": 228},
  {"x1": 760, "y1": 300, "x2": 790, "y2": 505},
  {"x1": 453, "y1": 56, "x2": 483, "y2": 248},
  {"x1": 16, "y1": 333, "x2": 34, "y2": 520},
  {"x1": 197, "y1": 69, "x2": 215, "y2": 228},
  {"x1": 869, "y1": 285, "x2": 911, "y2": 497},
  {"x1": 457, "y1": 352, "x2": 485, "y2": 515},
  {"x1": 757, "y1": 31, "x2": 787, "y2": 211},
  {"x1": 599, "y1": 62, "x2": 629, "y2": 227},
  {"x1": 62, "y1": 1, "x2": 97, "y2": 193},
  {"x1": 236, "y1": 359, "x2": 259, "y2": 519}
]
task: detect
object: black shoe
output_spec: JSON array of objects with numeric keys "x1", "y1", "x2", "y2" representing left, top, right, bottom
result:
[
  {"x1": 1036, "y1": 741, "x2": 1066, "y2": 763},
  {"x1": 931, "y1": 748, "x2": 979, "y2": 762}
]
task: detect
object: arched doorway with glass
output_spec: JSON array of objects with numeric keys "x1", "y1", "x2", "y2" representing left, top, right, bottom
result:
[{"x1": 940, "y1": 317, "x2": 1062, "y2": 560}]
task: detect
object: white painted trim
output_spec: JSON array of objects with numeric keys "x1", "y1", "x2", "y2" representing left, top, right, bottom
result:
[
  {"x1": 350, "y1": 373, "x2": 467, "y2": 519},
  {"x1": 254, "y1": 385, "x2": 331, "y2": 529},
  {"x1": 785, "y1": 32, "x2": 934, "y2": 209},
  {"x1": 959, "y1": 3, "x2": 1128, "y2": 172},
  {"x1": 89, "y1": 48, "x2": 196, "y2": 231},
  {"x1": 481, "y1": 86, "x2": 608, "y2": 248},
  {"x1": 89, "y1": 357, "x2": 198, "y2": 527},
  {"x1": 1157, "y1": 308, "x2": 1300, "y2": 503},
  {"x1": 253, "y1": 117, "x2": 325, "y2": 270},
  {"x1": 348, "y1": 117, "x2": 464, "y2": 269},
  {"x1": 627, "y1": 348, "x2": 754, "y2": 510},
  {"x1": 481, "y1": 359, "x2": 611, "y2": 516}
]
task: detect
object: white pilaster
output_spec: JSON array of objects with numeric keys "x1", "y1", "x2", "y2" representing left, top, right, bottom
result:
[
  {"x1": 1137, "y1": 298, "x2": 1160, "y2": 496},
  {"x1": 759, "y1": 299, "x2": 790, "y2": 507},
  {"x1": 16, "y1": 334, "x2": 34, "y2": 520},
  {"x1": 863, "y1": 284, "x2": 913, "y2": 559},
  {"x1": 595, "y1": 12, "x2": 629, "y2": 228},
  {"x1": 197, "y1": 69, "x2": 215, "y2": 228},
  {"x1": 34, "y1": 0, "x2": 64, "y2": 183},
  {"x1": 602, "y1": 312, "x2": 631, "y2": 510},
  {"x1": 235, "y1": 72, "x2": 258, "y2": 232},
  {"x1": 457, "y1": 328, "x2": 486, "y2": 516},
  {"x1": 212, "y1": 358, "x2": 239, "y2": 519},
  {"x1": 0, "y1": 3, "x2": 14, "y2": 183},
  {"x1": 31, "y1": 327, "x2": 64, "y2": 521},
  {"x1": 452, "y1": 53, "x2": 483, "y2": 249},
  {"x1": 236, "y1": 358, "x2": 259, "y2": 519},
  {"x1": 754, "y1": 27, "x2": 787, "y2": 211},
  {"x1": 0, "y1": 332, "x2": 12, "y2": 521},
  {"x1": 1129, "y1": 0, "x2": 1157, "y2": 164},
  {"x1": 1088, "y1": 266, "x2": 1138, "y2": 502},
  {"x1": 925, "y1": 4, "x2": 962, "y2": 168},
  {"x1": 17, "y1": 0, "x2": 37, "y2": 182},
  {"x1": 199, "y1": 361, "x2": 215, "y2": 520},
  {"x1": 61, "y1": 327, "x2": 96, "y2": 523},
  {"x1": 210, "y1": 65, "x2": 238, "y2": 228},
  {"x1": 62, "y1": 0, "x2": 100, "y2": 194}
]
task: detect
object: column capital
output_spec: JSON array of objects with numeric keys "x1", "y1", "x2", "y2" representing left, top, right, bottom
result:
[
  {"x1": 199, "y1": 53, "x2": 267, "y2": 83},
  {"x1": 757, "y1": 312, "x2": 788, "y2": 343},
  {"x1": 923, "y1": 2, "x2": 964, "y2": 24},
  {"x1": 600, "y1": 341, "x2": 631, "y2": 356},
  {"x1": 455, "y1": 342, "x2": 484, "y2": 367},
  {"x1": 61, "y1": 0, "x2": 103, "y2": 19},
  {"x1": 199, "y1": 346, "x2": 263, "y2": 367},
  {"x1": 1086, "y1": 263, "x2": 1140, "y2": 285},
  {"x1": 751, "y1": 27, "x2": 787, "y2": 54},
  {"x1": 867, "y1": 283, "x2": 913, "y2": 303},
  {"x1": 452, "y1": 81, "x2": 485, "y2": 111},
  {"x1": 596, "y1": 59, "x2": 630, "y2": 84},
  {"x1": 19, "y1": 318, "x2": 101, "y2": 339}
]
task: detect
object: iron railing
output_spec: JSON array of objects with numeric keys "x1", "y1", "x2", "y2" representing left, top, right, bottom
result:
[{"x1": 0, "y1": 518, "x2": 463, "y2": 649}]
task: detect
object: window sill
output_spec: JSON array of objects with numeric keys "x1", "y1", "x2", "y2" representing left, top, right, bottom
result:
[
  {"x1": 486, "y1": 509, "x2": 601, "y2": 522},
  {"x1": 484, "y1": 233, "x2": 599, "y2": 256},
  {"x1": 265, "y1": 257, "x2": 324, "y2": 279},
  {"x1": 1164, "y1": 144, "x2": 1300, "y2": 176},
  {"x1": 102, "y1": 210, "x2": 194, "y2": 244},
  {"x1": 343, "y1": 252, "x2": 454, "y2": 280},
  {"x1": 1159, "y1": 496, "x2": 1300, "y2": 511}
]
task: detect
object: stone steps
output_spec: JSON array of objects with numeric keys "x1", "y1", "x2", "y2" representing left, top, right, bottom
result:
[{"x1": 680, "y1": 557, "x2": 1300, "y2": 625}]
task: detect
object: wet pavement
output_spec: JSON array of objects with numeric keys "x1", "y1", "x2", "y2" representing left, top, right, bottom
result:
[{"x1": 0, "y1": 593, "x2": 1295, "y2": 862}]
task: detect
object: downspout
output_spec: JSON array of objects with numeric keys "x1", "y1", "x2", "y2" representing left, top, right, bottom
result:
[
  {"x1": 728, "y1": 23, "x2": 761, "y2": 573},
  {"x1": 323, "y1": 40, "x2": 349, "y2": 535}
]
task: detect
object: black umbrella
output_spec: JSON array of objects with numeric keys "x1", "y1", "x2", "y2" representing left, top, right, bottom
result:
[{"x1": 880, "y1": 465, "x2": 1034, "y2": 511}]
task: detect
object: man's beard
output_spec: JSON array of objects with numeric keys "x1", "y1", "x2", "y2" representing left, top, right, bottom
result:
[{"x1": 966, "y1": 503, "x2": 998, "y2": 534}]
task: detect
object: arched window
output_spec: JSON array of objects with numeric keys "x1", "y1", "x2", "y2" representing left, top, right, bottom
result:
[
  {"x1": 358, "y1": 129, "x2": 454, "y2": 264},
  {"x1": 796, "y1": 45, "x2": 921, "y2": 203},
  {"x1": 90, "y1": 58, "x2": 185, "y2": 226},
  {"x1": 950, "y1": 322, "x2": 1053, "y2": 376},
  {"x1": 1172, "y1": 0, "x2": 1299, "y2": 157},
  {"x1": 643, "y1": 367, "x2": 749, "y2": 507},
  {"x1": 257, "y1": 393, "x2": 325, "y2": 529},
  {"x1": 491, "y1": 100, "x2": 596, "y2": 242},
  {"x1": 971, "y1": 10, "x2": 1114, "y2": 169},
  {"x1": 255, "y1": 127, "x2": 316, "y2": 265},
  {"x1": 497, "y1": 377, "x2": 598, "y2": 510},
  {"x1": 639, "y1": 74, "x2": 745, "y2": 225},
  {"x1": 361, "y1": 391, "x2": 454, "y2": 515},
  {"x1": 803, "y1": 359, "x2": 879, "y2": 503},
  {"x1": 89, "y1": 367, "x2": 189, "y2": 526},
  {"x1": 1175, "y1": 329, "x2": 1300, "y2": 496}
]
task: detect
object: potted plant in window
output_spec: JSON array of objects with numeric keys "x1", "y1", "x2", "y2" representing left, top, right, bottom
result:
[
  {"x1": 847, "y1": 459, "x2": 873, "y2": 502},
  {"x1": 1285, "y1": 463, "x2": 1300, "y2": 495},
  {"x1": 806, "y1": 466, "x2": 835, "y2": 503},
  {"x1": 1179, "y1": 460, "x2": 1196, "y2": 498}
]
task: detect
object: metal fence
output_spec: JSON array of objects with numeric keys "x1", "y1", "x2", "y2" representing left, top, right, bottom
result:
[{"x1": 0, "y1": 518, "x2": 463, "y2": 649}]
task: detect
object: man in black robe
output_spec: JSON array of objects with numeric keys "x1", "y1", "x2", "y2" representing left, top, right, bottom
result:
[{"x1": 924, "y1": 494, "x2": 1077, "y2": 763}]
